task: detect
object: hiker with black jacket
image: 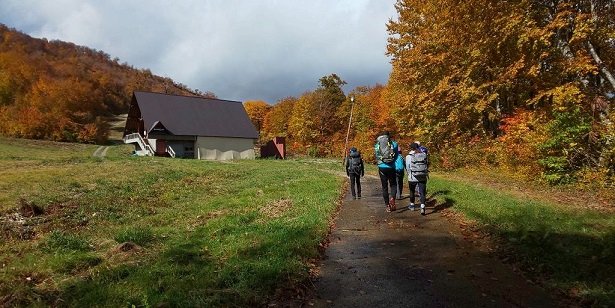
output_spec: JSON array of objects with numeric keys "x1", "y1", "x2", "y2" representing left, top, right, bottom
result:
[
  {"x1": 406, "y1": 142, "x2": 429, "y2": 215},
  {"x1": 374, "y1": 131, "x2": 399, "y2": 212},
  {"x1": 345, "y1": 147, "x2": 365, "y2": 199}
]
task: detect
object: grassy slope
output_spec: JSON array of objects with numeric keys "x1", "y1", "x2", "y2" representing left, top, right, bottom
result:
[
  {"x1": 0, "y1": 138, "x2": 343, "y2": 306},
  {"x1": 429, "y1": 173, "x2": 615, "y2": 306}
]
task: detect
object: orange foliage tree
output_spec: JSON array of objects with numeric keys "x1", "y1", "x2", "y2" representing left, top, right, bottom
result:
[
  {"x1": 262, "y1": 97, "x2": 296, "y2": 141},
  {"x1": 243, "y1": 100, "x2": 271, "y2": 143},
  {"x1": 386, "y1": 0, "x2": 614, "y2": 183}
]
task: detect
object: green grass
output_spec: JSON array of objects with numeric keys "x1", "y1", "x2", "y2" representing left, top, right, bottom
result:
[
  {"x1": 0, "y1": 138, "x2": 343, "y2": 306},
  {"x1": 429, "y1": 173, "x2": 615, "y2": 306}
]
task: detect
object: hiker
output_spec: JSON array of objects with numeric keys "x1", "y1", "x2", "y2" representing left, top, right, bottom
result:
[
  {"x1": 394, "y1": 147, "x2": 405, "y2": 199},
  {"x1": 374, "y1": 131, "x2": 399, "y2": 212},
  {"x1": 416, "y1": 140, "x2": 429, "y2": 154},
  {"x1": 412, "y1": 140, "x2": 429, "y2": 196},
  {"x1": 345, "y1": 147, "x2": 365, "y2": 199},
  {"x1": 406, "y1": 142, "x2": 429, "y2": 215}
]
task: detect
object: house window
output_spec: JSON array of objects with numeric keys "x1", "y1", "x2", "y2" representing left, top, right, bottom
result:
[{"x1": 184, "y1": 144, "x2": 194, "y2": 158}]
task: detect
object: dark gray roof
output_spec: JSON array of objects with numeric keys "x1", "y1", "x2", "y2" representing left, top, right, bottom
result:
[{"x1": 134, "y1": 91, "x2": 258, "y2": 139}]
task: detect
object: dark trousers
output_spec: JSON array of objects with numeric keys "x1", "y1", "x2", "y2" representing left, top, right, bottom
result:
[
  {"x1": 396, "y1": 171, "x2": 404, "y2": 198},
  {"x1": 378, "y1": 167, "x2": 397, "y2": 205},
  {"x1": 349, "y1": 174, "x2": 361, "y2": 198},
  {"x1": 409, "y1": 181, "x2": 427, "y2": 205}
]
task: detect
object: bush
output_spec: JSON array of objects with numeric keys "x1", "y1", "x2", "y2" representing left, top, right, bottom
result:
[{"x1": 538, "y1": 108, "x2": 592, "y2": 184}]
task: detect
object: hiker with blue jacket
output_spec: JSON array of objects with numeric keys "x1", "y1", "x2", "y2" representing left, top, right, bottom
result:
[
  {"x1": 374, "y1": 131, "x2": 399, "y2": 212},
  {"x1": 394, "y1": 147, "x2": 405, "y2": 199},
  {"x1": 345, "y1": 147, "x2": 365, "y2": 200},
  {"x1": 406, "y1": 142, "x2": 429, "y2": 215}
]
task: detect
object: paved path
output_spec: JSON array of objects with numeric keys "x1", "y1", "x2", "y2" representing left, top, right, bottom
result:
[{"x1": 309, "y1": 176, "x2": 559, "y2": 307}]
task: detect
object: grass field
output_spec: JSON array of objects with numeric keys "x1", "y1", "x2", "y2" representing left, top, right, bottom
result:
[
  {"x1": 0, "y1": 138, "x2": 343, "y2": 306},
  {"x1": 2, "y1": 137, "x2": 613, "y2": 306},
  {"x1": 429, "y1": 174, "x2": 615, "y2": 306}
]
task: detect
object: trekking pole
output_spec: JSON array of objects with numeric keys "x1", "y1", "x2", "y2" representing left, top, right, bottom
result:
[{"x1": 342, "y1": 96, "x2": 355, "y2": 165}]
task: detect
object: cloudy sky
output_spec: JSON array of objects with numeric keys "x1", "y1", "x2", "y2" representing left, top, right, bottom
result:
[{"x1": 0, "y1": 0, "x2": 397, "y2": 103}]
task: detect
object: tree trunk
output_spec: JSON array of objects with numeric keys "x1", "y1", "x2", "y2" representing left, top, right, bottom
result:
[
  {"x1": 587, "y1": 40, "x2": 615, "y2": 92},
  {"x1": 587, "y1": 0, "x2": 615, "y2": 92}
]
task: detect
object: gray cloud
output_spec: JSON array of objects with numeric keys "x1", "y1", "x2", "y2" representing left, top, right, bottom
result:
[{"x1": 0, "y1": 0, "x2": 396, "y2": 103}]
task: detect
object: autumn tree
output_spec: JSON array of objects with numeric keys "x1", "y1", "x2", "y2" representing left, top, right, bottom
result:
[
  {"x1": 336, "y1": 84, "x2": 399, "y2": 159},
  {"x1": 314, "y1": 74, "x2": 347, "y2": 141},
  {"x1": 243, "y1": 100, "x2": 271, "y2": 142},
  {"x1": 386, "y1": 0, "x2": 614, "y2": 183},
  {"x1": 288, "y1": 91, "x2": 322, "y2": 155},
  {"x1": 262, "y1": 96, "x2": 296, "y2": 141}
]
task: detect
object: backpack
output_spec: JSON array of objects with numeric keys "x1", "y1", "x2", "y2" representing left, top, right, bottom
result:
[
  {"x1": 409, "y1": 152, "x2": 429, "y2": 177},
  {"x1": 376, "y1": 135, "x2": 395, "y2": 164},
  {"x1": 348, "y1": 151, "x2": 362, "y2": 175}
]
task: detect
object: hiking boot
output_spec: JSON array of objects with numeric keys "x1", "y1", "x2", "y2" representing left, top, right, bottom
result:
[
  {"x1": 420, "y1": 204, "x2": 426, "y2": 215},
  {"x1": 408, "y1": 203, "x2": 415, "y2": 211},
  {"x1": 389, "y1": 197, "x2": 396, "y2": 211},
  {"x1": 385, "y1": 205, "x2": 391, "y2": 213}
]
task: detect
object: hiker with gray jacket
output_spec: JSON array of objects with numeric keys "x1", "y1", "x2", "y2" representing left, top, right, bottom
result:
[{"x1": 406, "y1": 142, "x2": 429, "y2": 215}]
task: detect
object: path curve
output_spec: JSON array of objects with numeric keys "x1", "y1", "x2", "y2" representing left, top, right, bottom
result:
[{"x1": 92, "y1": 146, "x2": 109, "y2": 158}]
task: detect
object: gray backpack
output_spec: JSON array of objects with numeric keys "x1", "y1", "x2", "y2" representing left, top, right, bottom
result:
[
  {"x1": 409, "y1": 152, "x2": 429, "y2": 176},
  {"x1": 376, "y1": 135, "x2": 395, "y2": 164}
]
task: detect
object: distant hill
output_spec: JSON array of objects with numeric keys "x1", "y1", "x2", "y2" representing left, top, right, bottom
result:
[{"x1": 0, "y1": 24, "x2": 215, "y2": 144}]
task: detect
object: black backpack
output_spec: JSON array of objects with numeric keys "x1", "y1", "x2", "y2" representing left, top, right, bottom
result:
[
  {"x1": 376, "y1": 135, "x2": 395, "y2": 164},
  {"x1": 348, "y1": 151, "x2": 362, "y2": 175}
]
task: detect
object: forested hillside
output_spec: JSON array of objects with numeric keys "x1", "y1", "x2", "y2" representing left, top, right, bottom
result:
[
  {"x1": 0, "y1": 24, "x2": 213, "y2": 143},
  {"x1": 248, "y1": 0, "x2": 614, "y2": 187}
]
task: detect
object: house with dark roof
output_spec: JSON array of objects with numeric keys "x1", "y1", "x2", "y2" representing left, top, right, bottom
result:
[{"x1": 123, "y1": 91, "x2": 258, "y2": 160}]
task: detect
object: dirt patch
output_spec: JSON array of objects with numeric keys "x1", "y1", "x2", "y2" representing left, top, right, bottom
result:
[
  {"x1": 0, "y1": 212, "x2": 35, "y2": 240},
  {"x1": 259, "y1": 198, "x2": 293, "y2": 219},
  {"x1": 105, "y1": 242, "x2": 144, "y2": 264},
  {"x1": 1, "y1": 198, "x2": 87, "y2": 241},
  {"x1": 113, "y1": 241, "x2": 141, "y2": 253},
  {"x1": 17, "y1": 198, "x2": 44, "y2": 217}
]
